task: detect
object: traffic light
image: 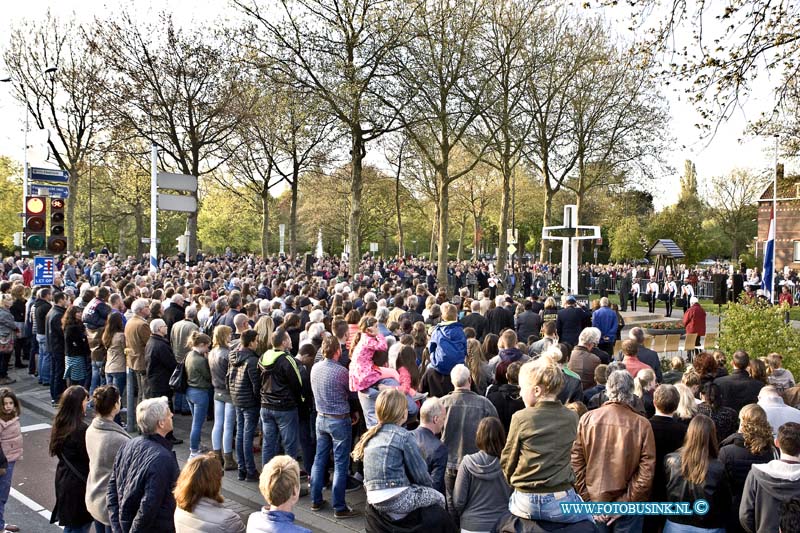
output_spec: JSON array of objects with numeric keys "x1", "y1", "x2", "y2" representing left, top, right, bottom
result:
[
  {"x1": 48, "y1": 198, "x2": 67, "y2": 253},
  {"x1": 24, "y1": 196, "x2": 46, "y2": 250}
]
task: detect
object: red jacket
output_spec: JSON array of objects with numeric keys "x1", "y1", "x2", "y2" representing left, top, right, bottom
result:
[{"x1": 682, "y1": 303, "x2": 707, "y2": 336}]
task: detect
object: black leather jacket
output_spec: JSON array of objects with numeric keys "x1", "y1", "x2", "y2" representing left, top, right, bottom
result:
[{"x1": 664, "y1": 452, "x2": 732, "y2": 529}]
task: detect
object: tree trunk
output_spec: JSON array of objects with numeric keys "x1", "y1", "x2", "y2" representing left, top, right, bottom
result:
[
  {"x1": 540, "y1": 184, "x2": 553, "y2": 262},
  {"x1": 496, "y1": 162, "x2": 512, "y2": 275},
  {"x1": 429, "y1": 209, "x2": 438, "y2": 260},
  {"x1": 118, "y1": 215, "x2": 128, "y2": 257},
  {"x1": 186, "y1": 194, "x2": 198, "y2": 260},
  {"x1": 436, "y1": 175, "x2": 450, "y2": 291},
  {"x1": 456, "y1": 213, "x2": 466, "y2": 262},
  {"x1": 349, "y1": 129, "x2": 365, "y2": 274},
  {"x1": 473, "y1": 214, "x2": 481, "y2": 260},
  {"x1": 66, "y1": 168, "x2": 79, "y2": 252},
  {"x1": 575, "y1": 188, "x2": 584, "y2": 263},
  {"x1": 134, "y1": 206, "x2": 145, "y2": 259},
  {"x1": 289, "y1": 169, "x2": 299, "y2": 258},
  {"x1": 395, "y1": 165, "x2": 404, "y2": 257},
  {"x1": 261, "y1": 191, "x2": 270, "y2": 257}
]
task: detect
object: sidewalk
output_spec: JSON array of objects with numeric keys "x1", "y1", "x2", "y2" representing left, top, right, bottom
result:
[{"x1": 9, "y1": 366, "x2": 367, "y2": 532}]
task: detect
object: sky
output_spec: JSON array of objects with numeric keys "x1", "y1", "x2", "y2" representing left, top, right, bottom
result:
[{"x1": 0, "y1": 0, "x2": 793, "y2": 211}]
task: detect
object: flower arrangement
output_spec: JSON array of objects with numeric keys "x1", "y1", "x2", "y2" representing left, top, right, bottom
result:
[
  {"x1": 639, "y1": 321, "x2": 685, "y2": 330},
  {"x1": 544, "y1": 280, "x2": 564, "y2": 297}
]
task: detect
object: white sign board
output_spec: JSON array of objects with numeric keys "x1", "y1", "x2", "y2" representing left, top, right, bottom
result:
[
  {"x1": 279, "y1": 224, "x2": 285, "y2": 254},
  {"x1": 507, "y1": 228, "x2": 518, "y2": 244},
  {"x1": 507, "y1": 244, "x2": 517, "y2": 255},
  {"x1": 157, "y1": 194, "x2": 197, "y2": 213},
  {"x1": 157, "y1": 172, "x2": 198, "y2": 192},
  {"x1": 370, "y1": 242, "x2": 378, "y2": 252}
]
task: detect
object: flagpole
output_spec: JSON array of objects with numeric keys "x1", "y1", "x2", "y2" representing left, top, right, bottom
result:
[{"x1": 772, "y1": 135, "x2": 778, "y2": 304}]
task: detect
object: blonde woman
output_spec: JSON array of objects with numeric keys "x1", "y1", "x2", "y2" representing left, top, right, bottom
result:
[
  {"x1": 208, "y1": 325, "x2": 236, "y2": 470},
  {"x1": 174, "y1": 453, "x2": 245, "y2": 533},
  {"x1": 353, "y1": 388, "x2": 446, "y2": 522},
  {"x1": 675, "y1": 383, "x2": 699, "y2": 424},
  {"x1": 253, "y1": 316, "x2": 274, "y2": 356}
]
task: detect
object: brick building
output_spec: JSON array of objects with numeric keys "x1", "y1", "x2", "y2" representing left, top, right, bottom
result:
[{"x1": 758, "y1": 164, "x2": 800, "y2": 271}]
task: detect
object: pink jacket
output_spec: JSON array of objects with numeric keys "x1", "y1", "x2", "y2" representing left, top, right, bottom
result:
[
  {"x1": 349, "y1": 334, "x2": 388, "y2": 392},
  {"x1": 0, "y1": 416, "x2": 23, "y2": 463}
]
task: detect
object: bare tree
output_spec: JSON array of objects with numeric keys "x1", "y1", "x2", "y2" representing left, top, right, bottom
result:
[
  {"x1": 234, "y1": 0, "x2": 417, "y2": 274},
  {"x1": 4, "y1": 14, "x2": 104, "y2": 249},
  {"x1": 708, "y1": 168, "x2": 769, "y2": 259},
  {"x1": 394, "y1": 0, "x2": 496, "y2": 289},
  {"x1": 91, "y1": 12, "x2": 250, "y2": 259}
]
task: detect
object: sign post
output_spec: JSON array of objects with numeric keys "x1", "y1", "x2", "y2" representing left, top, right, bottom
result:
[
  {"x1": 279, "y1": 224, "x2": 286, "y2": 255},
  {"x1": 33, "y1": 256, "x2": 55, "y2": 286}
]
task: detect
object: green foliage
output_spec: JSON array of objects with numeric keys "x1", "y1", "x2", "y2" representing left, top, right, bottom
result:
[
  {"x1": 198, "y1": 182, "x2": 263, "y2": 253},
  {"x1": 609, "y1": 217, "x2": 645, "y2": 262},
  {"x1": 0, "y1": 157, "x2": 22, "y2": 253},
  {"x1": 719, "y1": 302, "x2": 800, "y2": 380}
]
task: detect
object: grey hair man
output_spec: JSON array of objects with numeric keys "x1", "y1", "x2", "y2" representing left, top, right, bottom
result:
[
  {"x1": 440, "y1": 364, "x2": 499, "y2": 518},
  {"x1": 107, "y1": 397, "x2": 180, "y2": 532},
  {"x1": 569, "y1": 328, "x2": 602, "y2": 391},
  {"x1": 412, "y1": 397, "x2": 448, "y2": 494},
  {"x1": 572, "y1": 370, "x2": 656, "y2": 530}
]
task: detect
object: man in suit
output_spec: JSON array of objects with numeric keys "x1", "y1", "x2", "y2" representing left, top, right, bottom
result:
[
  {"x1": 618, "y1": 270, "x2": 632, "y2": 312},
  {"x1": 460, "y1": 300, "x2": 487, "y2": 341},
  {"x1": 716, "y1": 350, "x2": 765, "y2": 412},
  {"x1": 515, "y1": 300, "x2": 543, "y2": 344},
  {"x1": 556, "y1": 295, "x2": 590, "y2": 347}
]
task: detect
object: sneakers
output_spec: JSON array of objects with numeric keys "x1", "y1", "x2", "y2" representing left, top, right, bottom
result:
[
  {"x1": 4, "y1": 524, "x2": 20, "y2": 532},
  {"x1": 345, "y1": 475, "x2": 363, "y2": 493},
  {"x1": 311, "y1": 500, "x2": 327, "y2": 512},
  {"x1": 334, "y1": 506, "x2": 361, "y2": 519}
]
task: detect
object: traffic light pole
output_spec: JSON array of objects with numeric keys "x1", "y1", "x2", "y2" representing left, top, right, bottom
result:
[
  {"x1": 150, "y1": 144, "x2": 158, "y2": 273},
  {"x1": 21, "y1": 112, "x2": 28, "y2": 255}
]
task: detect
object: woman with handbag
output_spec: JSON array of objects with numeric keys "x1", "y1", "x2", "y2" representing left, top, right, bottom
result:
[
  {"x1": 0, "y1": 295, "x2": 17, "y2": 386},
  {"x1": 49, "y1": 385, "x2": 94, "y2": 533}
]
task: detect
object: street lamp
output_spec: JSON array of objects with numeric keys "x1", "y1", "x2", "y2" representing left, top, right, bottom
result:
[{"x1": 1, "y1": 65, "x2": 58, "y2": 254}]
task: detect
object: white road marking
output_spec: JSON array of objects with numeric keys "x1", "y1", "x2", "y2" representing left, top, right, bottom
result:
[
  {"x1": 20, "y1": 423, "x2": 51, "y2": 432},
  {"x1": 9, "y1": 488, "x2": 63, "y2": 529}
]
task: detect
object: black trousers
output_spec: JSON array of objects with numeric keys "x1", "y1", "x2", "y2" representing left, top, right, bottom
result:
[
  {"x1": 619, "y1": 290, "x2": 628, "y2": 312},
  {"x1": 630, "y1": 294, "x2": 637, "y2": 311},
  {"x1": 665, "y1": 295, "x2": 674, "y2": 317},
  {"x1": 648, "y1": 294, "x2": 656, "y2": 313}
]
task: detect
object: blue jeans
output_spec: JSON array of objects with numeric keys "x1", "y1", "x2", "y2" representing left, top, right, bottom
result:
[
  {"x1": 595, "y1": 514, "x2": 644, "y2": 533},
  {"x1": 663, "y1": 521, "x2": 723, "y2": 533},
  {"x1": 298, "y1": 411, "x2": 317, "y2": 474},
  {"x1": 36, "y1": 334, "x2": 51, "y2": 385},
  {"x1": 64, "y1": 524, "x2": 92, "y2": 533},
  {"x1": 174, "y1": 391, "x2": 190, "y2": 413},
  {"x1": 212, "y1": 399, "x2": 236, "y2": 453},
  {"x1": 509, "y1": 488, "x2": 593, "y2": 524},
  {"x1": 0, "y1": 461, "x2": 14, "y2": 529},
  {"x1": 261, "y1": 407, "x2": 299, "y2": 467},
  {"x1": 90, "y1": 360, "x2": 105, "y2": 398},
  {"x1": 106, "y1": 372, "x2": 127, "y2": 399},
  {"x1": 310, "y1": 415, "x2": 352, "y2": 512},
  {"x1": 236, "y1": 406, "x2": 260, "y2": 476},
  {"x1": 185, "y1": 387, "x2": 210, "y2": 452},
  {"x1": 94, "y1": 521, "x2": 112, "y2": 533},
  {"x1": 50, "y1": 353, "x2": 66, "y2": 403}
]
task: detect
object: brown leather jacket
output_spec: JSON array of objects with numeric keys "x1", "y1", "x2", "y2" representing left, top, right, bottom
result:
[
  {"x1": 571, "y1": 401, "x2": 656, "y2": 503},
  {"x1": 124, "y1": 315, "x2": 151, "y2": 372}
]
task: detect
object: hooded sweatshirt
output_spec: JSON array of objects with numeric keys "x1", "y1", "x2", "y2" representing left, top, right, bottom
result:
[
  {"x1": 428, "y1": 321, "x2": 467, "y2": 375},
  {"x1": 452, "y1": 450, "x2": 512, "y2": 531},
  {"x1": 739, "y1": 459, "x2": 800, "y2": 533}
]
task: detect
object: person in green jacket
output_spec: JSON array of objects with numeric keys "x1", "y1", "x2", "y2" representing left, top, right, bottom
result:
[
  {"x1": 500, "y1": 357, "x2": 593, "y2": 525},
  {"x1": 185, "y1": 331, "x2": 213, "y2": 458}
]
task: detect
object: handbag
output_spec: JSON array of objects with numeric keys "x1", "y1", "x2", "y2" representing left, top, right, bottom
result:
[
  {"x1": 58, "y1": 453, "x2": 87, "y2": 483},
  {"x1": 0, "y1": 333, "x2": 13, "y2": 355},
  {"x1": 169, "y1": 360, "x2": 188, "y2": 394},
  {"x1": 676, "y1": 297, "x2": 686, "y2": 307}
]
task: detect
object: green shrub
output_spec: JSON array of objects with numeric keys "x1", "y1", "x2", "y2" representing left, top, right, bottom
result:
[{"x1": 719, "y1": 302, "x2": 800, "y2": 379}]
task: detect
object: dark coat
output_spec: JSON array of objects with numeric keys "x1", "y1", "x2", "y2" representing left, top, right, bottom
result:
[
  {"x1": 718, "y1": 432, "x2": 777, "y2": 533},
  {"x1": 556, "y1": 306, "x2": 590, "y2": 347},
  {"x1": 485, "y1": 306, "x2": 514, "y2": 336},
  {"x1": 33, "y1": 298, "x2": 52, "y2": 335},
  {"x1": 51, "y1": 423, "x2": 94, "y2": 527},
  {"x1": 715, "y1": 369, "x2": 765, "y2": 412},
  {"x1": 145, "y1": 334, "x2": 176, "y2": 397},
  {"x1": 459, "y1": 312, "x2": 487, "y2": 341},
  {"x1": 365, "y1": 503, "x2": 457, "y2": 533},
  {"x1": 64, "y1": 323, "x2": 90, "y2": 357},
  {"x1": 107, "y1": 434, "x2": 180, "y2": 533},
  {"x1": 487, "y1": 384, "x2": 526, "y2": 434},
  {"x1": 46, "y1": 305, "x2": 66, "y2": 357},
  {"x1": 649, "y1": 415, "x2": 688, "y2": 502},
  {"x1": 664, "y1": 454, "x2": 731, "y2": 530},
  {"x1": 227, "y1": 347, "x2": 261, "y2": 409},
  {"x1": 161, "y1": 304, "x2": 184, "y2": 338},
  {"x1": 515, "y1": 310, "x2": 543, "y2": 344},
  {"x1": 636, "y1": 345, "x2": 663, "y2": 383}
]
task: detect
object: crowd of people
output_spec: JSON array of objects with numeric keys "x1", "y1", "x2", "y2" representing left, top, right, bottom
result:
[{"x1": 0, "y1": 251, "x2": 799, "y2": 532}]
